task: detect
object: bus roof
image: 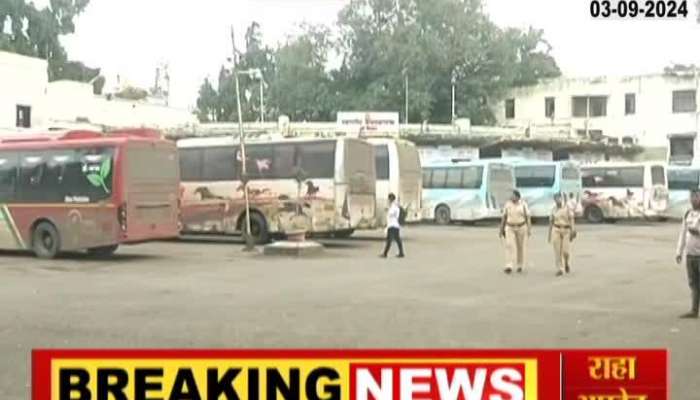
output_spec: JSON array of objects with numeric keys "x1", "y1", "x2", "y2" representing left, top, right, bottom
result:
[
  {"x1": 0, "y1": 129, "x2": 167, "y2": 149},
  {"x1": 423, "y1": 159, "x2": 511, "y2": 168},
  {"x1": 177, "y1": 135, "x2": 350, "y2": 148},
  {"x1": 580, "y1": 162, "x2": 666, "y2": 168},
  {"x1": 500, "y1": 158, "x2": 578, "y2": 167}
]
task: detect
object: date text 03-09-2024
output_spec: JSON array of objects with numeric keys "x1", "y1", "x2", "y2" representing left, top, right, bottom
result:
[{"x1": 590, "y1": 0, "x2": 689, "y2": 18}]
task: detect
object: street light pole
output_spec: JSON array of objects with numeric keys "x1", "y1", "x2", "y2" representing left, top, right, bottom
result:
[
  {"x1": 231, "y1": 26, "x2": 255, "y2": 251},
  {"x1": 260, "y1": 78, "x2": 264, "y2": 123},
  {"x1": 404, "y1": 71, "x2": 409, "y2": 125}
]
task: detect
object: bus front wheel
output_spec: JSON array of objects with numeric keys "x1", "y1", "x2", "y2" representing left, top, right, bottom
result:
[
  {"x1": 435, "y1": 205, "x2": 452, "y2": 225},
  {"x1": 32, "y1": 221, "x2": 61, "y2": 259},
  {"x1": 584, "y1": 206, "x2": 604, "y2": 224},
  {"x1": 87, "y1": 244, "x2": 119, "y2": 257}
]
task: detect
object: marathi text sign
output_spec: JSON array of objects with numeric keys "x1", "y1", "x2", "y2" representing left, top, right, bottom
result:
[{"x1": 337, "y1": 112, "x2": 400, "y2": 137}]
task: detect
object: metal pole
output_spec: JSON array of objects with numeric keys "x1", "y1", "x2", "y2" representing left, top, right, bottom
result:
[
  {"x1": 260, "y1": 78, "x2": 264, "y2": 123},
  {"x1": 232, "y1": 26, "x2": 255, "y2": 251},
  {"x1": 404, "y1": 73, "x2": 409, "y2": 125},
  {"x1": 451, "y1": 83, "x2": 456, "y2": 123}
]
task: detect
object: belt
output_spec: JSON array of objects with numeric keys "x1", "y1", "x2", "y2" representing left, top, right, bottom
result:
[
  {"x1": 507, "y1": 222, "x2": 526, "y2": 227},
  {"x1": 554, "y1": 224, "x2": 571, "y2": 229}
]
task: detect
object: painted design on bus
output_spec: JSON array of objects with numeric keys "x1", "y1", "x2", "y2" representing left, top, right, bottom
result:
[{"x1": 178, "y1": 137, "x2": 377, "y2": 242}]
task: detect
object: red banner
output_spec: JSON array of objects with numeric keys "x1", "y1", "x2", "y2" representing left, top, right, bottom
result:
[{"x1": 32, "y1": 349, "x2": 667, "y2": 400}]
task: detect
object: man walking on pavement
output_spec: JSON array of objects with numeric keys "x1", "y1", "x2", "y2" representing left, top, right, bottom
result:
[
  {"x1": 381, "y1": 193, "x2": 405, "y2": 258},
  {"x1": 500, "y1": 190, "x2": 531, "y2": 274},
  {"x1": 675, "y1": 189, "x2": 700, "y2": 319},
  {"x1": 549, "y1": 193, "x2": 577, "y2": 277}
]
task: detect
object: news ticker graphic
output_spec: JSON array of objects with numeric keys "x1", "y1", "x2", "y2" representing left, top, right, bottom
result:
[{"x1": 32, "y1": 349, "x2": 668, "y2": 400}]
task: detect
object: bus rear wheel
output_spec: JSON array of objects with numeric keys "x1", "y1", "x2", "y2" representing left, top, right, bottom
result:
[
  {"x1": 584, "y1": 206, "x2": 604, "y2": 224},
  {"x1": 435, "y1": 205, "x2": 452, "y2": 225},
  {"x1": 87, "y1": 244, "x2": 119, "y2": 257},
  {"x1": 333, "y1": 229, "x2": 355, "y2": 238},
  {"x1": 242, "y1": 212, "x2": 270, "y2": 244},
  {"x1": 32, "y1": 222, "x2": 61, "y2": 259}
]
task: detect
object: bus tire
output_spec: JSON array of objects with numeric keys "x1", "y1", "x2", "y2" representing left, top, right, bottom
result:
[
  {"x1": 32, "y1": 221, "x2": 61, "y2": 259},
  {"x1": 243, "y1": 212, "x2": 270, "y2": 244},
  {"x1": 87, "y1": 244, "x2": 119, "y2": 257},
  {"x1": 333, "y1": 229, "x2": 355, "y2": 238},
  {"x1": 584, "y1": 206, "x2": 604, "y2": 224},
  {"x1": 435, "y1": 205, "x2": 451, "y2": 225}
]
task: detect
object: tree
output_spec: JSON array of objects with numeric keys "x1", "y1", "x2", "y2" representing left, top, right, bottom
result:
[
  {"x1": 0, "y1": 0, "x2": 96, "y2": 81},
  {"x1": 335, "y1": 0, "x2": 561, "y2": 124},
  {"x1": 269, "y1": 24, "x2": 335, "y2": 121},
  {"x1": 195, "y1": 78, "x2": 219, "y2": 122}
]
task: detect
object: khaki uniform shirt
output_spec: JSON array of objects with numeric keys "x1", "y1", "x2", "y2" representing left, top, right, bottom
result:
[
  {"x1": 551, "y1": 206, "x2": 574, "y2": 227},
  {"x1": 504, "y1": 201, "x2": 530, "y2": 225}
]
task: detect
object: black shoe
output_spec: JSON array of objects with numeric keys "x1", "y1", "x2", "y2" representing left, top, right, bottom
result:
[
  {"x1": 397, "y1": 254, "x2": 405, "y2": 258},
  {"x1": 516, "y1": 268, "x2": 523, "y2": 274},
  {"x1": 504, "y1": 268, "x2": 513, "y2": 274},
  {"x1": 679, "y1": 312, "x2": 699, "y2": 319},
  {"x1": 555, "y1": 271, "x2": 564, "y2": 277},
  {"x1": 380, "y1": 254, "x2": 387, "y2": 258},
  {"x1": 565, "y1": 265, "x2": 571, "y2": 274}
]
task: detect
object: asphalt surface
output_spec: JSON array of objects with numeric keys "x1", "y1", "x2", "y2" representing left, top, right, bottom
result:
[{"x1": 0, "y1": 222, "x2": 697, "y2": 399}]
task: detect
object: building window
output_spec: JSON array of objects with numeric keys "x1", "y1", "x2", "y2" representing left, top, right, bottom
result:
[
  {"x1": 505, "y1": 99, "x2": 515, "y2": 119},
  {"x1": 571, "y1": 96, "x2": 607, "y2": 118},
  {"x1": 625, "y1": 93, "x2": 636, "y2": 115},
  {"x1": 545, "y1": 97, "x2": 555, "y2": 118},
  {"x1": 589, "y1": 96, "x2": 607, "y2": 117},
  {"x1": 673, "y1": 90, "x2": 697, "y2": 113},
  {"x1": 16, "y1": 105, "x2": 31, "y2": 128}
]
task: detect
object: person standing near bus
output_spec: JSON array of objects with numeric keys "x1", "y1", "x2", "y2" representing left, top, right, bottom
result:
[
  {"x1": 381, "y1": 193, "x2": 405, "y2": 258},
  {"x1": 500, "y1": 190, "x2": 531, "y2": 274},
  {"x1": 549, "y1": 193, "x2": 577, "y2": 277},
  {"x1": 675, "y1": 189, "x2": 700, "y2": 319}
]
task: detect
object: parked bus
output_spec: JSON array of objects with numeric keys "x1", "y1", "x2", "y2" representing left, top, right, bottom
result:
[
  {"x1": 511, "y1": 160, "x2": 582, "y2": 218},
  {"x1": 177, "y1": 136, "x2": 377, "y2": 243},
  {"x1": 667, "y1": 166, "x2": 700, "y2": 219},
  {"x1": 421, "y1": 160, "x2": 515, "y2": 224},
  {"x1": 0, "y1": 129, "x2": 180, "y2": 258},
  {"x1": 581, "y1": 162, "x2": 669, "y2": 223},
  {"x1": 368, "y1": 138, "x2": 422, "y2": 226}
]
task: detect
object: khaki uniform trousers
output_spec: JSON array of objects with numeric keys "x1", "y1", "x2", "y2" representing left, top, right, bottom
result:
[
  {"x1": 551, "y1": 226, "x2": 571, "y2": 272},
  {"x1": 505, "y1": 224, "x2": 528, "y2": 269}
]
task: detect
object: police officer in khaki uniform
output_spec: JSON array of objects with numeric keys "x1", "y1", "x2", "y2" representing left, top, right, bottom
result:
[
  {"x1": 549, "y1": 193, "x2": 577, "y2": 277},
  {"x1": 499, "y1": 190, "x2": 531, "y2": 274}
]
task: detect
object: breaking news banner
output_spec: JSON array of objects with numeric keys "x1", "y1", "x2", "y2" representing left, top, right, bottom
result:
[{"x1": 31, "y1": 349, "x2": 668, "y2": 400}]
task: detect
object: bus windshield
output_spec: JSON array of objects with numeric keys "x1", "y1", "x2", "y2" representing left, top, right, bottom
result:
[
  {"x1": 669, "y1": 169, "x2": 700, "y2": 191},
  {"x1": 515, "y1": 165, "x2": 556, "y2": 188}
]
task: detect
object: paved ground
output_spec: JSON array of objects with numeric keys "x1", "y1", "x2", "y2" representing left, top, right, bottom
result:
[{"x1": 1, "y1": 222, "x2": 698, "y2": 399}]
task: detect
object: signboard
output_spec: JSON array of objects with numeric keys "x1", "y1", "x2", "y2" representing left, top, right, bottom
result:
[
  {"x1": 337, "y1": 112, "x2": 400, "y2": 137},
  {"x1": 33, "y1": 348, "x2": 668, "y2": 399}
]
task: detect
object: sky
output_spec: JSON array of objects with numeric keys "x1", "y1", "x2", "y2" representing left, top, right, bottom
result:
[{"x1": 58, "y1": 0, "x2": 700, "y2": 110}]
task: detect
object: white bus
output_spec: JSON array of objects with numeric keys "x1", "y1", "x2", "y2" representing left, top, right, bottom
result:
[
  {"x1": 368, "y1": 138, "x2": 422, "y2": 226},
  {"x1": 511, "y1": 160, "x2": 582, "y2": 218},
  {"x1": 668, "y1": 166, "x2": 700, "y2": 219},
  {"x1": 177, "y1": 136, "x2": 377, "y2": 242},
  {"x1": 581, "y1": 162, "x2": 669, "y2": 223},
  {"x1": 421, "y1": 160, "x2": 515, "y2": 224}
]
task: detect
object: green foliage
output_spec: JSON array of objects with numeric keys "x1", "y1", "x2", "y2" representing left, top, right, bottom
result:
[
  {"x1": 0, "y1": 0, "x2": 96, "y2": 82},
  {"x1": 196, "y1": 1, "x2": 562, "y2": 124}
]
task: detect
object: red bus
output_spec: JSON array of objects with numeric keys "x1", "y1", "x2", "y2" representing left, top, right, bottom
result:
[{"x1": 0, "y1": 129, "x2": 180, "y2": 258}]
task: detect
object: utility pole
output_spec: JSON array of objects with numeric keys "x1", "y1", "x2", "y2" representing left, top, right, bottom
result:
[
  {"x1": 231, "y1": 26, "x2": 255, "y2": 251},
  {"x1": 404, "y1": 69, "x2": 409, "y2": 125},
  {"x1": 451, "y1": 71, "x2": 456, "y2": 123},
  {"x1": 259, "y1": 76, "x2": 264, "y2": 123}
]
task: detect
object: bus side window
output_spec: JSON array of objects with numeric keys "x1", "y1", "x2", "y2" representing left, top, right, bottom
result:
[
  {"x1": 179, "y1": 148, "x2": 204, "y2": 182},
  {"x1": 422, "y1": 170, "x2": 432, "y2": 189},
  {"x1": 297, "y1": 142, "x2": 335, "y2": 179},
  {"x1": 17, "y1": 152, "x2": 51, "y2": 202},
  {"x1": 202, "y1": 147, "x2": 235, "y2": 181},
  {"x1": 0, "y1": 153, "x2": 18, "y2": 202}
]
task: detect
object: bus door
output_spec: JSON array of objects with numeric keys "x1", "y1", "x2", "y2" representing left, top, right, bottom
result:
[
  {"x1": 487, "y1": 164, "x2": 514, "y2": 213},
  {"x1": 646, "y1": 165, "x2": 669, "y2": 214},
  {"x1": 342, "y1": 140, "x2": 376, "y2": 229}
]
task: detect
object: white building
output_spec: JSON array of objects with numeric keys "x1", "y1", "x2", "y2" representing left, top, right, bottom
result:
[
  {"x1": 0, "y1": 50, "x2": 196, "y2": 134},
  {"x1": 0, "y1": 52, "x2": 48, "y2": 131},
  {"x1": 493, "y1": 71, "x2": 700, "y2": 160}
]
